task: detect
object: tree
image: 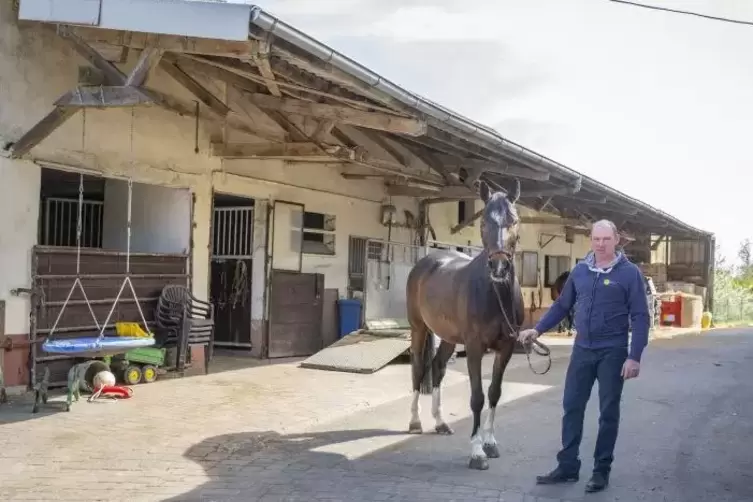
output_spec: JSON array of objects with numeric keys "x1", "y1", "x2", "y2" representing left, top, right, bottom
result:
[
  {"x1": 734, "y1": 239, "x2": 753, "y2": 292},
  {"x1": 714, "y1": 240, "x2": 753, "y2": 321}
]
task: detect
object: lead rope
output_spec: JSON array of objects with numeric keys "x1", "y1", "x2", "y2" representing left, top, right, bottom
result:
[{"x1": 493, "y1": 284, "x2": 552, "y2": 375}]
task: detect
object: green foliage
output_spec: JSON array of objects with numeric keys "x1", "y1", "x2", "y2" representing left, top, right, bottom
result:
[{"x1": 714, "y1": 240, "x2": 753, "y2": 322}]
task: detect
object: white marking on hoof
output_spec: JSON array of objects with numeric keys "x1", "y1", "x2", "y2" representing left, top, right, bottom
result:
[
  {"x1": 482, "y1": 408, "x2": 498, "y2": 457},
  {"x1": 469, "y1": 433, "x2": 488, "y2": 470}
]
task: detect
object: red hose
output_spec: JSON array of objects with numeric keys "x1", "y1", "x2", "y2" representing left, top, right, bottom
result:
[{"x1": 94, "y1": 385, "x2": 133, "y2": 399}]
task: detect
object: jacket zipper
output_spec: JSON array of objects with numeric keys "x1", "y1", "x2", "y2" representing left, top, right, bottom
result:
[{"x1": 587, "y1": 271, "x2": 600, "y2": 346}]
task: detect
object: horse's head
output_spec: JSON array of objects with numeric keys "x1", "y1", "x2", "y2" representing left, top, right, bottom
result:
[{"x1": 479, "y1": 179, "x2": 521, "y2": 283}]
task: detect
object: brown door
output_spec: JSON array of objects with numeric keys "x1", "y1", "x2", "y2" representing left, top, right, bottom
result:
[{"x1": 268, "y1": 270, "x2": 324, "y2": 358}]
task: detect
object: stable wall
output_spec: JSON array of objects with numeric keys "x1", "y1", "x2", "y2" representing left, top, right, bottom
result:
[{"x1": 0, "y1": 9, "x2": 412, "y2": 380}]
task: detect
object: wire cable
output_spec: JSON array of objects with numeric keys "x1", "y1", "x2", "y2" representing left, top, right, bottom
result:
[{"x1": 609, "y1": 0, "x2": 753, "y2": 26}]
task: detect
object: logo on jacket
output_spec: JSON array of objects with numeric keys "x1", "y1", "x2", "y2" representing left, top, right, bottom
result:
[{"x1": 603, "y1": 279, "x2": 611, "y2": 285}]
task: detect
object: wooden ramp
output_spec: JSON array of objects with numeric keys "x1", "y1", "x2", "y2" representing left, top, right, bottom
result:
[{"x1": 300, "y1": 319, "x2": 411, "y2": 374}]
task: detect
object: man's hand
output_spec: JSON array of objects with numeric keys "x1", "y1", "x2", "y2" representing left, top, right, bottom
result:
[
  {"x1": 518, "y1": 328, "x2": 539, "y2": 345},
  {"x1": 621, "y1": 359, "x2": 640, "y2": 380}
]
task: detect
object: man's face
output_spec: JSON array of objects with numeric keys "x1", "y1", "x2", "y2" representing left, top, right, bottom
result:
[{"x1": 591, "y1": 224, "x2": 617, "y2": 257}]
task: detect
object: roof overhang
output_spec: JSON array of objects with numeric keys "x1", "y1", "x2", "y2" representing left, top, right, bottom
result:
[{"x1": 13, "y1": 0, "x2": 712, "y2": 239}]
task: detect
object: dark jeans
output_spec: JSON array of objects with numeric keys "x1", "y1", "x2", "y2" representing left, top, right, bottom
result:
[{"x1": 557, "y1": 344, "x2": 627, "y2": 476}]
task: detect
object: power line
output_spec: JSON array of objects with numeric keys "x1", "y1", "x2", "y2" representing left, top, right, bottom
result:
[{"x1": 609, "y1": 0, "x2": 753, "y2": 26}]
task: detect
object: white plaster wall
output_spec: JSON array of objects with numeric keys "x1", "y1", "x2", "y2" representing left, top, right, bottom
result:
[
  {"x1": 0, "y1": 6, "x2": 418, "y2": 340},
  {"x1": 102, "y1": 179, "x2": 191, "y2": 254},
  {"x1": 213, "y1": 166, "x2": 418, "y2": 297},
  {"x1": 0, "y1": 158, "x2": 41, "y2": 335}
]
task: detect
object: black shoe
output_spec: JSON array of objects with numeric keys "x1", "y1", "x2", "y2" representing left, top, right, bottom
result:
[
  {"x1": 535, "y1": 467, "x2": 579, "y2": 485},
  {"x1": 585, "y1": 472, "x2": 609, "y2": 493}
]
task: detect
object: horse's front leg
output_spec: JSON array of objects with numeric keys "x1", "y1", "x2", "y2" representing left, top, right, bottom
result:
[
  {"x1": 431, "y1": 340, "x2": 457, "y2": 435},
  {"x1": 466, "y1": 345, "x2": 488, "y2": 470},
  {"x1": 483, "y1": 344, "x2": 514, "y2": 459}
]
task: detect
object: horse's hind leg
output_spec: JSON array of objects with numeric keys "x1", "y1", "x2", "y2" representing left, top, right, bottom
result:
[
  {"x1": 466, "y1": 345, "x2": 488, "y2": 470},
  {"x1": 431, "y1": 340, "x2": 457, "y2": 435},
  {"x1": 408, "y1": 323, "x2": 433, "y2": 434},
  {"x1": 483, "y1": 342, "x2": 514, "y2": 459}
]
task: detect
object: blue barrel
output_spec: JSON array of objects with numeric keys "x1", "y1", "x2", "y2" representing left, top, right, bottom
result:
[{"x1": 338, "y1": 299, "x2": 362, "y2": 338}]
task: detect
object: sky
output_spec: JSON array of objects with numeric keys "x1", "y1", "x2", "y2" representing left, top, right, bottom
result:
[{"x1": 244, "y1": 0, "x2": 753, "y2": 263}]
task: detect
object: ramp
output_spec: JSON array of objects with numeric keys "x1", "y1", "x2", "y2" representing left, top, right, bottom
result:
[{"x1": 300, "y1": 319, "x2": 411, "y2": 374}]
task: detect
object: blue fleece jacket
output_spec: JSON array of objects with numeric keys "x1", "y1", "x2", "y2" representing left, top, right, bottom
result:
[{"x1": 535, "y1": 251, "x2": 650, "y2": 362}]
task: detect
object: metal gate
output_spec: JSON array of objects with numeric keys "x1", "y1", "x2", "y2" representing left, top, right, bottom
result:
[
  {"x1": 363, "y1": 240, "x2": 482, "y2": 321},
  {"x1": 41, "y1": 197, "x2": 103, "y2": 248},
  {"x1": 210, "y1": 206, "x2": 254, "y2": 349}
]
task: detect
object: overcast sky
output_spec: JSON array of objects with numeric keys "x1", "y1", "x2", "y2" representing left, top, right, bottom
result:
[{"x1": 249, "y1": 0, "x2": 753, "y2": 263}]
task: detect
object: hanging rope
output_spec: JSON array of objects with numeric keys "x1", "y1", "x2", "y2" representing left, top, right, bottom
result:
[
  {"x1": 47, "y1": 110, "x2": 101, "y2": 339},
  {"x1": 97, "y1": 107, "x2": 150, "y2": 340}
]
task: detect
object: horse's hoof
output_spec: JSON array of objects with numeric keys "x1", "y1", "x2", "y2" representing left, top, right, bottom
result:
[
  {"x1": 483, "y1": 443, "x2": 500, "y2": 458},
  {"x1": 435, "y1": 423, "x2": 454, "y2": 435},
  {"x1": 468, "y1": 456, "x2": 489, "y2": 470},
  {"x1": 408, "y1": 421, "x2": 423, "y2": 434}
]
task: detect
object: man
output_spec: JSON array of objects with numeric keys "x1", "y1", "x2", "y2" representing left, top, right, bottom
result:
[{"x1": 518, "y1": 220, "x2": 649, "y2": 493}]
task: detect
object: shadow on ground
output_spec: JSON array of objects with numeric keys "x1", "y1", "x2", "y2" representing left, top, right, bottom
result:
[{"x1": 167, "y1": 330, "x2": 753, "y2": 502}]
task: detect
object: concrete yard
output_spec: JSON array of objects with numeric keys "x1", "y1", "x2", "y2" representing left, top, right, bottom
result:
[{"x1": 1, "y1": 330, "x2": 752, "y2": 501}]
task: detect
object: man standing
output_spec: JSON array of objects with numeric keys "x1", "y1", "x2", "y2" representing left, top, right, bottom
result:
[{"x1": 518, "y1": 220, "x2": 650, "y2": 493}]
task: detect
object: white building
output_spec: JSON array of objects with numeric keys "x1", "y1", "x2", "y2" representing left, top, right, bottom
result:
[{"x1": 0, "y1": 0, "x2": 713, "y2": 391}]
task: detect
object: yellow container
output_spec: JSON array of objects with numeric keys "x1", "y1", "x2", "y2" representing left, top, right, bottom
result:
[
  {"x1": 701, "y1": 311, "x2": 712, "y2": 329},
  {"x1": 115, "y1": 322, "x2": 152, "y2": 338}
]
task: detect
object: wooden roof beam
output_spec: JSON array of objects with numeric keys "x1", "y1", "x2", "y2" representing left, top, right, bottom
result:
[
  {"x1": 247, "y1": 93, "x2": 428, "y2": 136},
  {"x1": 387, "y1": 184, "x2": 475, "y2": 198},
  {"x1": 210, "y1": 141, "x2": 355, "y2": 159},
  {"x1": 54, "y1": 86, "x2": 155, "y2": 108},
  {"x1": 9, "y1": 33, "x2": 162, "y2": 158},
  {"x1": 159, "y1": 60, "x2": 231, "y2": 117},
  {"x1": 246, "y1": 37, "x2": 283, "y2": 97}
]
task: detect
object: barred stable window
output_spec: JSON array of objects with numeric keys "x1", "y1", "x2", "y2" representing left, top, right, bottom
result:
[
  {"x1": 515, "y1": 251, "x2": 539, "y2": 287},
  {"x1": 302, "y1": 211, "x2": 336, "y2": 255},
  {"x1": 545, "y1": 255, "x2": 571, "y2": 287}
]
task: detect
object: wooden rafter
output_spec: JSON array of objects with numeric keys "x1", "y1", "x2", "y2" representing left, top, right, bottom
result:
[
  {"x1": 159, "y1": 60, "x2": 231, "y2": 117},
  {"x1": 210, "y1": 141, "x2": 354, "y2": 159},
  {"x1": 9, "y1": 34, "x2": 162, "y2": 158},
  {"x1": 179, "y1": 54, "x2": 402, "y2": 115},
  {"x1": 246, "y1": 93, "x2": 427, "y2": 136},
  {"x1": 450, "y1": 208, "x2": 484, "y2": 234},
  {"x1": 387, "y1": 184, "x2": 475, "y2": 198},
  {"x1": 54, "y1": 86, "x2": 155, "y2": 108},
  {"x1": 246, "y1": 37, "x2": 282, "y2": 97}
]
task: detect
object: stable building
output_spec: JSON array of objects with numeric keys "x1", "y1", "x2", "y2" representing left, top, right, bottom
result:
[{"x1": 0, "y1": 0, "x2": 713, "y2": 391}]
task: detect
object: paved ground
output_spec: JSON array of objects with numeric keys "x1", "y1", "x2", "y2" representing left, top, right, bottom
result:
[{"x1": 1, "y1": 330, "x2": 752, "y2": 501}]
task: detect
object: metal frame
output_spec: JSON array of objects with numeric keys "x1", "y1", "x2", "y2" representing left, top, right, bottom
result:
[
  {"x1": 211, "y1": 206, "x2": 255, "y2": 259},
  {"x1": 270, "y1": 200, "x2": 305, "y2": 273},
  {"x1": 209, "y1": 204, "x2": 255, "y2": 349},
  {"x1": 42, "y1": 197, "x2": 103, "y2": 248}
]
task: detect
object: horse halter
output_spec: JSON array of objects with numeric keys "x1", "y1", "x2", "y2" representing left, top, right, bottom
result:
[{"x1": 486, "y1": 249, "x2": 514, "y2": 283}]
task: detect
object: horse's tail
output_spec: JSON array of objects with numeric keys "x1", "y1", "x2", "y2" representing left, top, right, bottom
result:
[{"x1": 419, "y1": 332, "x2": 434, "y2": 395}]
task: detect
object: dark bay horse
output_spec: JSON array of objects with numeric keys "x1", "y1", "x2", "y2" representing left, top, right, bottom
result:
[
  {"x1": 406, "y1": 180, "x2": 524, "y2": 470},
  {"x1": 551, "y1": 270, "x2": 574, "y2": 335}
]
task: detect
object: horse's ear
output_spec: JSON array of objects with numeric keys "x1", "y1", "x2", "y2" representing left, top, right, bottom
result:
[
  {"x1": 508, "y1": 178, "x2": 521, "y2": 204},
  {"x1": 479, "y1": 181, "x2": 491, "y2": 204}
]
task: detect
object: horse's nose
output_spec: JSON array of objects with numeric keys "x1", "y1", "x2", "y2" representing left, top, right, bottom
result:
[{"x1": 489, "y1": 258, "x2": 510, "y2": 277}]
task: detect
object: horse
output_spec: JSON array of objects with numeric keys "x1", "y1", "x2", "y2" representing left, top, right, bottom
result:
[
  {"x1": 551, "y1": 270, "x2": 574, "y2": 335},
  {"x1": 406, "y1": 179, "x2": 524, "y2": 471}
]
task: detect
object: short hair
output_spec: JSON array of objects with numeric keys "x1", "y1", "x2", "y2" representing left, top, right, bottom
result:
[{"x1": 591, "y1": 219, "x2": 619, "y2": 238}]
